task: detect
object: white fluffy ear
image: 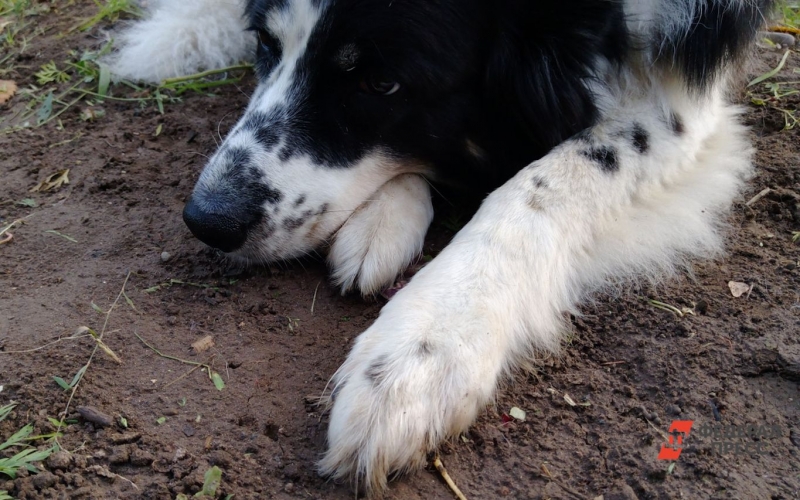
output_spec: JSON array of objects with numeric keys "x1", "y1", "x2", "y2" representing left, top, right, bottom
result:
[{"x1": 104, "y1": 0, "x2": 255, "y2": 83}]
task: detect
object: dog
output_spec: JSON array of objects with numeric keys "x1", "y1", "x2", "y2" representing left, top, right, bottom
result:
[{"x1": 108, "y1": 0, "x2": 773, "y2": 494}]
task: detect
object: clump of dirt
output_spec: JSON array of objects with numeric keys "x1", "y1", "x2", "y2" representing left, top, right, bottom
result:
[{"x1": 0, "y1": 3, "x2": 798, "y2": 499}]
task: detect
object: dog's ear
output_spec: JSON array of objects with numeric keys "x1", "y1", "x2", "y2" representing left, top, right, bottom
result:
[{"x1": 483, "y1": 0, "x2": 628, "y2": 157}]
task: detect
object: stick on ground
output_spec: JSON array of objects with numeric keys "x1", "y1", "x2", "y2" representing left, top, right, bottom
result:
[{"x1": 433, "y1": 454, "x2": 468, "y2": 500}]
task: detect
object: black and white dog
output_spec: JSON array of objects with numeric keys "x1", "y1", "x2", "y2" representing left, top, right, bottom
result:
[{"x1": 109, "y1": 0, "x2": 772, "y2": 493}]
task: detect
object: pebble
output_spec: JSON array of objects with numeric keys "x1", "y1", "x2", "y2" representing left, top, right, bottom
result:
[
  {"x1": 606, "y1": 484, "x2": 639, "y2": 500},
  {"x1": 666, "y1": 404, "x2": 682, "y2": 416},
  {"x1": 46, "y1": 450, "x2": 72, "y2": 470},
  {"x1": 284, "y1": 482, "x2": 294, "y2": 493},
  {"x1": 108, "y1": 446, "x2": 130, "y2": 465},
  {"x1": 130, "y1": 449, "x2": 154, "y2": 466},
  {"x1": 172, "y1": 448, "x2": 188, "y2": 462},
  {"x1": 31, "y1": 471, "x2": 57, "y2": 490},
  {"x1": 161, "y1": 251, "x2": 171, "y2": 262},
  {"x1": 110, "y1": 432, "x2": 142, "y2": 445},
  {"x1": 77, "y1": 406, "x2": 113, "y2": 427},
  {"x1": 758, "y1": 31, "x2": 797, "y2": 48}
]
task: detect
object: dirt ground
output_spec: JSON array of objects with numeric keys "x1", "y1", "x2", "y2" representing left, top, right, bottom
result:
[{"x1": 1, "y1": 3, "x2": 799, "y2": 500}]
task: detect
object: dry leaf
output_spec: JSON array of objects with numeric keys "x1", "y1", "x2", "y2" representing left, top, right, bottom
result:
[
  {"x1": 563, "y1": 393, "x2": 577, "y2": 406},
  {"x1": 191, "y1": 335, "x2": 215, "y2": 353},
  {"x1": 728, "y1": 281, "x2": 751, "y2": 298},
  {"x1": 0, "y1": 17, "x2": 12, "y2": 34},
  {"x1": 0, "y1": 79, "x2": 17, "y2": 105},
  {"x1": 30, "y1": 169, "x2": 70, "y2": 192}
]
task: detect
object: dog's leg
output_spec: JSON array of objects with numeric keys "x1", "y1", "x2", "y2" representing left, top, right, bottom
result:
[
  {"x1": 319, "y1": 75, "x2": 753, "y2": 493},
  {"x1": 328, "y1": 174, "x2": 434, "y2": 296},
  {"x1": 105, "y1": 0, "x2": 254, "y2": 83}
]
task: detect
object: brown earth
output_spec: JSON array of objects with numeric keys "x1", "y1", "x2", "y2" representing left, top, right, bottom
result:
[{"x1": 0, "y1": 3, "x2": 799, "y2": 500}]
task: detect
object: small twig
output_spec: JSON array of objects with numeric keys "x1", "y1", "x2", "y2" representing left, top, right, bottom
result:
[
  {"x1": 160, "y1": 64, "x2": 253, "y2": 86},
  {"x1": 134, "y1": 332, "x2": 208, "y2": 369},
  {"x1": 433, "y1": 454, "x2": 468, "y2": 500},
  {"x1": 745, "y1": 187, "x2": 772, "y2": 207},
  {"x1": 0, "y1": 215, "x2": 32, "y2": 238},
  {"x1": 56, "y1": 272, "x2": 133, "y2": 442},
  {"x1": 310, "y1": 281, "x2": 321, "y2": 315},
  {"x1": 134, "y1": 332, "x2": 222, "y2": 390},
  {"x1": 601, "y1": 360, "x2": 627, "y2": 366},
  {"x1": 163, "y1": 357, "x2": 212, "y2": 389},
  {"x1": 645, "y1": 418, "x2": 669, "y2": 441},
  {"x1": 539, "y1": 463, "x2": 585, "y2": 500},
  {"x1": 645, "y1": 298, "x2": 684, "y2": 317},
  {"x1": 45, "y1": 229, "x2": 78, "y2": 243},
  {"x1": 0, "y1": 334, "x2": 93, "y2": 355}
]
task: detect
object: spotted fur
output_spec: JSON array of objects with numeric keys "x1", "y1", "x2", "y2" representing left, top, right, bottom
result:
[{"x1": 109, "y1": 0, "x2": 773, "y2": 494}]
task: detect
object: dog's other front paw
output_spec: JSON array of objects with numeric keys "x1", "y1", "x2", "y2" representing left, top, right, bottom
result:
[{"x1": 328, "y1": 174, "x2": 433, "y2": 296}]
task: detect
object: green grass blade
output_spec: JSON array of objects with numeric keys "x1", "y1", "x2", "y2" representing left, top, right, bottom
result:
[
  {"x1": 53, "y1": 376, "x2": 71, "y2": 391},
  {"x1": 748, "y1": 50, "x2": 791, "y2": 87},
  {"x1": 0, "y1": 403, "x2": 16, "y2": 422},
  {"x1": 0, "y1": 423, "x2": 33, "y2": 451}
]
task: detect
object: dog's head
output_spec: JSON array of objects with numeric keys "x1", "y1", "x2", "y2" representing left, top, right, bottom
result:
[{"x1": 183, "y1": 0, "x2": 626, "y2": 261}]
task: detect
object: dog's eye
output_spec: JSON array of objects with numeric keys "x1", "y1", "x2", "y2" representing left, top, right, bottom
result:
[
  {"x1": 360, "y1": 76, "x2": 401, "y2": 96},
  {"x1": 254, "y1": 28, "x2": 280, "y2": 55}
]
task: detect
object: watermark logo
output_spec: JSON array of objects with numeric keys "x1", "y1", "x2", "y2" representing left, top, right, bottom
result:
[
  {"x1": 657, "y1": 420, "x2": 783, "y2": 461},
  {"x1": 695, "y1": 423, "x2": 781, "y2": 455},
  {"x1": 657, "y1": 420, "x2": 694, "y2": 460}
]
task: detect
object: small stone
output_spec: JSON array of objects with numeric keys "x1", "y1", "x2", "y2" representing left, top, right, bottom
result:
[
  {"x1": 32, "y1": 471, "x2": 58, "y2": 490},
  {"x1": 606, "y1": 484, "x2": 639, "y2": 500},
  {"x1": 160, "y1": 251, "x2": 171, "y2": 262},
  {"x1": 130, "y1": 449, "x2": 154, "y2": 466},
  {"x1": 284, "y1": 482, "x2": 294, "y2": 493},
  {"x1": 46, "y1": 450, "x2": 72, "y2": 470},
  {"x1": 666, "y1": 404, "x2": 682, "y2": 416},
  {"x1": 182, "y1": 425, "x2": 195, "y2": 437},
  {"x1": 759, "y1": 31, "x2": 797, "y2": 47},
  {"x1": 108, "y1": 446, "x2": 130, "y2": 465},
  {"x1": 172, "y1": 448, "x2": 188, "y2": 462},
  {"x1": 109, "y1": 432, "x2": 141, "y2": 445},
  {"x1": 77, "y1": 406, "x2": 113, "y2": 427},
  {"x1": 209, "y1": 450, "x2": 232, "y2": 468}
]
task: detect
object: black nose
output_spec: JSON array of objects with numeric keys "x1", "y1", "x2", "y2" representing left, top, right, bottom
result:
[{"x1": 183, "y1": 195, "x2": 250, "y2": 253}]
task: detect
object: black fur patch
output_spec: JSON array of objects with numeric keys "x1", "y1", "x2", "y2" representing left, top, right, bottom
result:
[
  {"x1": 282, "y1": 208, "x2": 314, "y2": 230},
  {"x1": 220, "y1": 147, "x2": 282, "y2": 205},
  {"x1": 584, "y1": 146, "x2": 618, "y2": 172},
  {"x1": 365, "y1": 356, "x2": 388, "y2": 386},
  {"x1": 241, "y1": 0, "x2": 628, "y2": 189},
  {"x1": 657, "y1": 0, "x2": 773, "y2": 88},
  {"x1": 294, "y1": 195, "x2": 306, "y2": 207},
  {"x1": 631, "y1": 123, "x2": 649, "y2": 154},
  {"x1": 668, "y1": 112, "x2": 685, "y2": 136},
  {"x1": 417, "y1": 340, "x2": 432, "y2": 357},
  {"x1": 242, "y1": 110, "x2": 284, "y2": 151}
]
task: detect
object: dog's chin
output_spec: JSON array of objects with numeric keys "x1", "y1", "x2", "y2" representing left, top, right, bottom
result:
[{"x1": 219, "y1": 233, "x2": 328, "y2": 268}]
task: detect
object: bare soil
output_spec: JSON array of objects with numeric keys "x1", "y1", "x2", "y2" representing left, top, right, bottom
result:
[{"x1": 1, "y1": 4, "x2": 798, "y2": 499}]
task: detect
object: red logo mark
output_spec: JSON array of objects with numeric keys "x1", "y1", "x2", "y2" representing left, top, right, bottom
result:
[{"x1": 657, "y1": 420, "x2": 694, "y2": 460}]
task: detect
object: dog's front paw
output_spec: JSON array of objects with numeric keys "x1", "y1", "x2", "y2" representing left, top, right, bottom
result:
[
  {"x1": 320, "y1": 243, "x2": 505, "y2": 493},
  {"x1": 328, "y1": 174, "x2": 433, "y2": 296}
]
